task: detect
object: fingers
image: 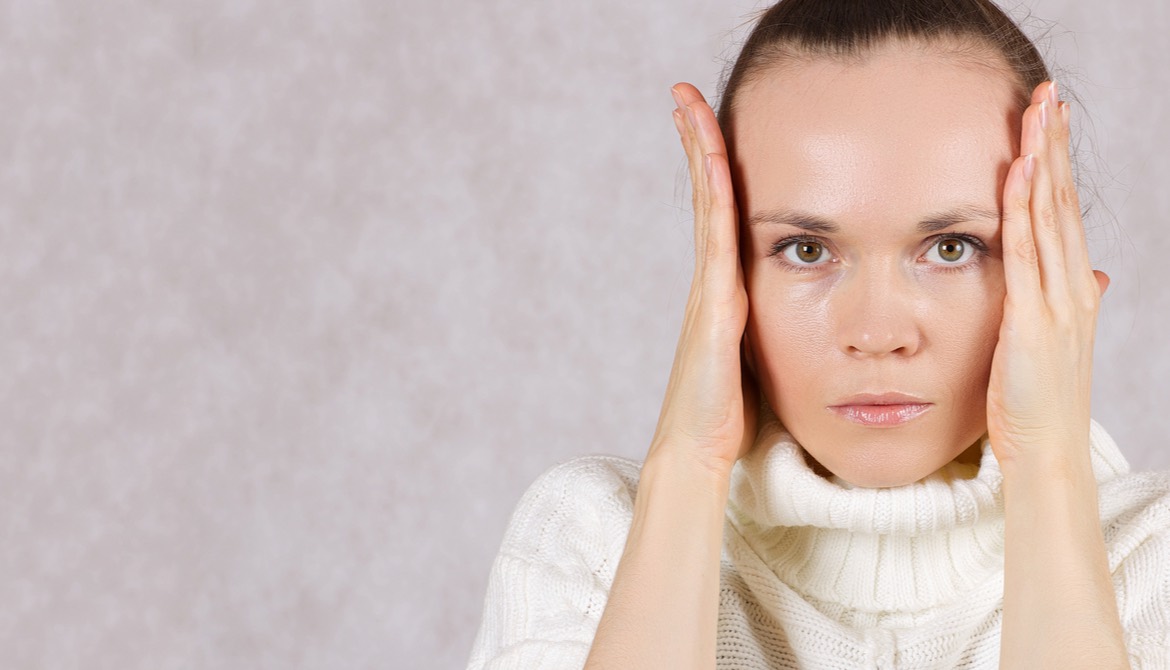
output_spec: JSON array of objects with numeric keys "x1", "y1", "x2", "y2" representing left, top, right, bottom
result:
[
  {"x1": 673, "y1": 83, "x2": 713, "y2": 264},
  {"x1": 671, "y1": 82, "x2": 740, "y2": 296},
  {"x1": 672, "y1": 106, "x2": 705, "y2": 262},
  {"x1": 1046, "y1": 89, "x2": 1093, "y2": 286},
  {"x1": 1001, "y1": 152, "x2": 1039, "y2": 307},
  {"x1": 678, "y1": 91, "x2": 708, "y2": 214},
  {"x1": 672, "y1": 83, "x2": 730, "y2": 157},
  {"x1": 1033, "y1": 84, "x2": 1095, "y2": 302},
  {"x1": 1008, "y1": 81, "x2": 1102, "y2": 315},
  {"x1": 1019, "y1": 88, "x2": 1070, "y2": 308}
]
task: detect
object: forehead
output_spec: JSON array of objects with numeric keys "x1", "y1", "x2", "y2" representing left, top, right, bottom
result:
[{"x1": 730, "y1": 45, "x2": 1021, "y2": 228}]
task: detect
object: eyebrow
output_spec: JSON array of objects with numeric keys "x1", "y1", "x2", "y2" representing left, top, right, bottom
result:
[{"x1": 745, "y1": 204, "x2": 1002, "y2": 235}]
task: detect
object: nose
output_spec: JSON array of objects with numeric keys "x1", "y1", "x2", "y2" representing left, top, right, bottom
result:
[{"x1": 833, "y1": 264, "x2": 922, "y2": 358}]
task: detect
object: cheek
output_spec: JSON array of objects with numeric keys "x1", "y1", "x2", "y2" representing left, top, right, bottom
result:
[
  {"x1": 744, "y1": 262, "x2": 1006, "y2": 400},
  {"x1": 921, "y1": 269, "x2": 1005, "y2": 396},
  {"x1": 743, "y1": 273, "x2": 834, "y2": 398}
]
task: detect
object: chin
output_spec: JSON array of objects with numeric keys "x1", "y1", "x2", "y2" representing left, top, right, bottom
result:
[
  {"x1": 824, "y1": 461, "x2": 943, "y2": 489},
  {"x1": 761, "y1": 387, "x2": 989, "y2": 488},
  {"x1": 790, "y1": 415, "x2": 985, "y2": 489}
]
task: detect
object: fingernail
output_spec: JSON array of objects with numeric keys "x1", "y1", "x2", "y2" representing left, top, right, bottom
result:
[
  {"x1": 1039, "y1": 100, "x2": 1049, "y2": 130},
  {"x1": 671, "y1": 87, "x2": 684, "y2": 109},
  {"x1": 672, "y1": 108, "x2": 684, "y2": 136},
  {"x1": 1048, "y1": 80, "x2": 1059, "y2": 106},
  {"x1": 1023, "y1": 153, "x2": 1035, "y2": 181},
  {"x1": 685, "y1": 105, "x2": 697, "y2": 129},
  {"x1": 1060, "y1": 100, "x2": 1070, "y2": 129}
]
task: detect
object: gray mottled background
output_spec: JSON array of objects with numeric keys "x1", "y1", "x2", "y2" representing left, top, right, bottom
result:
[{"x1": 2, "y1": 0, "x2": 1166, "y2": 668}]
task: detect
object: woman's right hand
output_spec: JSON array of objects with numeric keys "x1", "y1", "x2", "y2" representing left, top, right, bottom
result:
[{"x1": 647, "y1": 83, "x2": 760, "y2": 477}]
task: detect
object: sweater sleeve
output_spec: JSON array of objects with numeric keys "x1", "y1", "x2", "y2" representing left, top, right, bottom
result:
[{"x1": 465, "y1": 455, "x2": 640, "y2": 670}]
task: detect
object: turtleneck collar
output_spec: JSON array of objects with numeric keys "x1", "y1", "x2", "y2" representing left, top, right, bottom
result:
[{"x1": 724, "y1": 405, "x2": 1131, "y2": 620}]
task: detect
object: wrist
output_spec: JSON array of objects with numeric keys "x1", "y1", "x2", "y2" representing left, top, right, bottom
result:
[
  {"x1": 996, "y1": 436, "x2": 1094, "y2": 483},
  {"x1": 999, "y1": 440, "x2": 1101, "y2": 515},
  {"x1": 643, "y1": 445, "x2": 734, "y2": 498}
]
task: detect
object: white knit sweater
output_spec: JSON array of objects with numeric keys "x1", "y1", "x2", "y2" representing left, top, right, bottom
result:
[{"x1": 467, "y1": 410, "x2": 1170, "y2": 669}]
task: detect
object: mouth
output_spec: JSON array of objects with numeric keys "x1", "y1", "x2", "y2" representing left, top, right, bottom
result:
[{"x1": 828, "y1": 403, "x2": 932, "y2": 427}]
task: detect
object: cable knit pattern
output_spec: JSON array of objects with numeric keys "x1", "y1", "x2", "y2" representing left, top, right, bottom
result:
[{"x1": 467, "y1": 409, "x2": 1170, "y2": 669}]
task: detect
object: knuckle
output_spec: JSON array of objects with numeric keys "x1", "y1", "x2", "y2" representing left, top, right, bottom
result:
[
  {"x1": 691, "y1": 193, "x2": 705, "y2": 215},
  {"x1": 1055, "y1": 184, "x2": 1080, "y2": 211},
  {"x1": 1011, "y1": 236, "x2": 1039, "y2": 265},
  {"x1": 1036, "y1": 204, "x2": 1059, "y2": 233},
  {"x1": 1077, "y1": 287, "x2": 1100, "y2": 313},
  {"x1": 704, "y1": 235, "x2": 735, "y2": 265},
  {"x1": 1011, "y1": 194, "x2": 1031, "y2": 213},
  {"x1": 704, "y1": 238, "x2": 722, "y2": 263}
]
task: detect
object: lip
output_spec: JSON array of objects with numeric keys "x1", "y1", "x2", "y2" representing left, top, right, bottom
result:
[
  {"x1": 832, "y1": 392, "x2": 927, "y2": 406},
  {"x1": 830, "y1": 403, "x2": 932, "y2": 427},
  {"x1": 829, "y1": 392, "x2": 933, "y2": 427}
]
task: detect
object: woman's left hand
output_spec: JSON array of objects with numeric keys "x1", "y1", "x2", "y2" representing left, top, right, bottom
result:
[{"x1": 985, "y1": 80, "x2": 1111, "y2": 469}]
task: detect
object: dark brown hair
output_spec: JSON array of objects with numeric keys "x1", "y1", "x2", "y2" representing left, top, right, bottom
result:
[
  {"x1": 707, "y1": 0, "x2": 1117, "y2": 243},
  {"x1": 714, "y1": 0, "x2": 1049, "y2": 141}
]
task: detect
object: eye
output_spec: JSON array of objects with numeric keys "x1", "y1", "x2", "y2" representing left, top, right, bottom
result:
[
  {"x1": 768, "y1": 232, "x2": 989, "y2": 274},
  {"x1": 924, "y1": 236, "x2": 975, "y2": 265},
  {"x1": 778, "y1": 239, "x2": 831, "y2": 266},
  {"x1": 922, "y1": 233, "x2": 990, "y2": 273}
]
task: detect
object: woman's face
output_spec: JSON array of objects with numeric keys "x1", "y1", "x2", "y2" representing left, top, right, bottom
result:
[{"x1": 733, "y1": 42, "x2": 1021, "y2": 488}]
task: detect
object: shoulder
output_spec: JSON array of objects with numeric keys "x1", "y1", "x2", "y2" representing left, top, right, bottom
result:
[
  {"x1": 1099, "y1": 469, "x2": 1170, "y2": 659},
  {"x1": 1100, "y1": 468, "x2": 1170, "y2": 557},
  {"x1": 467, "y1": 455, "x2": 645, "y2": 669},
  {"x1": 496, "y1": 454, "x2": 644, "y2": 563}
]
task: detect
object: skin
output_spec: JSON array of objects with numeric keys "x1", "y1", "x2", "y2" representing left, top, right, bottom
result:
[
  {"x1": 586, "y1": 37, "x2": 1126, "y2": 668},
  {"x1": 734, "y1": 42, "x2": 1019, "y2": 487},
  {"x1": 674, "y1": 38, "x2": 1110, "y2": 488}
]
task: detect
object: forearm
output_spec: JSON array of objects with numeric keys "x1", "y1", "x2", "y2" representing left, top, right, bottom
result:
[
  {"x1": 999, "y1": 447, "x2": 1130, "y2": 669},
  {"x1": 584, "y1": 448, "x2": 730, "y2": 670}
]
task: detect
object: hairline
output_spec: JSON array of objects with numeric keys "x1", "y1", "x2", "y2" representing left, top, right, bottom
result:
[{"x1": 722, "y1": 34, "x2": 1029, "y2": 133}]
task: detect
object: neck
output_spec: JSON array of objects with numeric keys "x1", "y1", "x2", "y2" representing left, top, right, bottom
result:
[{"x1": 725, "y1": 412, "x2": 1131, "y2": 625}]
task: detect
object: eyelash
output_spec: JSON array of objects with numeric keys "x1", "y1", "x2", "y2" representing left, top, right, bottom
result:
[{"x1": 767, "y1": 232, "x2": 991, "y2": 275}]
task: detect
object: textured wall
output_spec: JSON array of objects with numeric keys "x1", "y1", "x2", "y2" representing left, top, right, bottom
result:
[{"x1": 3, "y1": 1, "x2": 1167, "y2": 668}]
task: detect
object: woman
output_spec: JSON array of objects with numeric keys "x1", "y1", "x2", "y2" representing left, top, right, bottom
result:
[{"x1": 468, "y1": 0, "x2": 1170, "y2": 667}]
